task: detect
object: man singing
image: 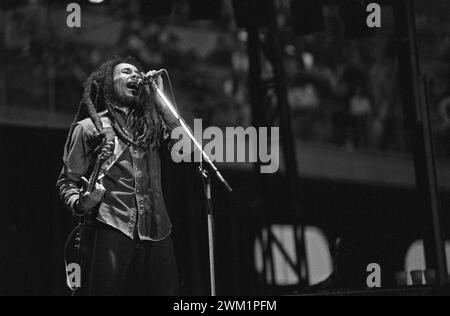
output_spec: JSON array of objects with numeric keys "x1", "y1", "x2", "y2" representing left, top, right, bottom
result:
[{"x1": 57, "y1": 56, "x2": 181, "y2": 296}]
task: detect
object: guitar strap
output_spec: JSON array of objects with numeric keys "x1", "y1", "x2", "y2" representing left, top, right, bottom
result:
[{"x1": 98, "y1": 116, "x2": 129, "y2": 180}]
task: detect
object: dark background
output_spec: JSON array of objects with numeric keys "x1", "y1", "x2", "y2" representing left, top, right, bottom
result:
[
  {"x1": 1, "y1": 125, "x2": 447, "y2": 295},
  {"x1": 0, "y1": 0, "x2": 449, "y2": 295}
]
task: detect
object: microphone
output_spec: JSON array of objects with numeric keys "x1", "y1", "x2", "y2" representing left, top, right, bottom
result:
[{"x1": 142, "y1": 69, "x2": 165, "y2": 84}]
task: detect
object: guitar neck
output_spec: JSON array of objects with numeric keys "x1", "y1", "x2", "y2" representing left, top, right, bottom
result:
[{"x1": 87, "y1": 158, "x2": 102, "y2": 194}]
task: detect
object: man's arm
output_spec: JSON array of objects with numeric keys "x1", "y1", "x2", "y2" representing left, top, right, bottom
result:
[
  {"x1": 56, "y1": 123, "x2": 106, "y2": 215},
  {"x1": 154, "y1": 77, "x2": 180, "y2": 126},
  {"x1": 146, "y1": 76, "x2": 181, "y2": 147},
  {"x1": 146, "y1": 74, "x2": 195, "y2": 160}
]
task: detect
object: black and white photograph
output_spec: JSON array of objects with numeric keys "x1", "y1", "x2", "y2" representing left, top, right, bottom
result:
[{"x1": 0, "y1": 0, "x2": 449, "y2": 300}]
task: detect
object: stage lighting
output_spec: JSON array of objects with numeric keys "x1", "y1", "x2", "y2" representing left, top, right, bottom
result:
[
  {"x1": 85, "y1": 0, "x2": 108, "y2": 6},
  {"x1": 339, "y1": 0, "x2": 374, "y2": 39},
  {"x1": 140, "y1": 0, "x2": 173, "y2": 17},
  {"x1": 232, "y1": 0, "x2": 271, "y2": 28},
  {"x1": 188, "y1": 0, "x2": 223, "y2": 20},
  {"x1": 291, "y1": 0, "x2": 326, "y2": 36}
]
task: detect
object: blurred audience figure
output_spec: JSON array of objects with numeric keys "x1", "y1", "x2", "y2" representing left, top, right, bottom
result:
[{"x1": 349, "y1": 85, "x2": 373, "y2": 149}]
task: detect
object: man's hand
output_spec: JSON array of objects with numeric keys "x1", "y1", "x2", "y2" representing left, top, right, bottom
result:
[
  {"x1": 95, "y1": 140, "x2": 115, "y2": 158},
  {"x1": 142, "y1": 71, "x2": 165, "y2": 112},
  {"x1": 77, "y1": 176, "x2": 106, "y2": 214},
  {"x1": 146, "y1": 71, "x2": 164, "y2": 90}
]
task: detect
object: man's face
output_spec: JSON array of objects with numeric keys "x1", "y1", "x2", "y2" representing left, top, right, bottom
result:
[{"x1": 113, "y1": 63, "x2": 142, "y2": 105}]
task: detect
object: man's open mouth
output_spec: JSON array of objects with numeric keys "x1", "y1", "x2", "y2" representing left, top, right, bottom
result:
[{"x1": 127, "y1": 81, "x2": 140, "y2": 96}]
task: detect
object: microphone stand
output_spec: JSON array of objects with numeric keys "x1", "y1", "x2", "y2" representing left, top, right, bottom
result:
[
  {"x1": 150, "y1": 80, "x2": 233, "y2": 296},
  {"x1": 199, "y1": 161, "x2": 217, "y2": 296}
]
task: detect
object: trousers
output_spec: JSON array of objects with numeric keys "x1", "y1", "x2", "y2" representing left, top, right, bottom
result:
[{"x1": 80, "y1": 222, "x2": 178, "y2": 296}]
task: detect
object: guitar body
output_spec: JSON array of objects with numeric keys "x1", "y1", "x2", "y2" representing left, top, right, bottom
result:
[{"x1": 70, "y1": 212, "x2": 98, "y2": 296}]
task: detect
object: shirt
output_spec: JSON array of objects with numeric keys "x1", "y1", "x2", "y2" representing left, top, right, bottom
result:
[{"x1": 57, "y1": 106, "x2": 180, "y2": 241}]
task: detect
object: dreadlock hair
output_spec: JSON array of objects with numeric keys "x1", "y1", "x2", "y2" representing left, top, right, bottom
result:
[{"x1": 63, "y1": 56, "x2": 163, "y2": 164}]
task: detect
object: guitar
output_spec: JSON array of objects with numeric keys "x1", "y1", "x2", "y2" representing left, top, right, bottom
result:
[{"x1": 64, "y1": 139, "x2": 114, "y2": 293}]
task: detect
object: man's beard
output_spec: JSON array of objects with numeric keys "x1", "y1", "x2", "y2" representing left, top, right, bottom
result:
[{"x1": 113, "y1": 91, "x2": 142, "y2": 110}]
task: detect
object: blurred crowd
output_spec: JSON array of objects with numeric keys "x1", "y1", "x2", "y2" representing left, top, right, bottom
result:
[
  {"x1": 283, "y1": 36, "x2": 407, "y2": 153},
  {"x1": 279, "y1": 4, "x2": 450, "y2": 155},
  {"x1": 1, "y1": 1, "x2": 449, "y2": 157}
]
